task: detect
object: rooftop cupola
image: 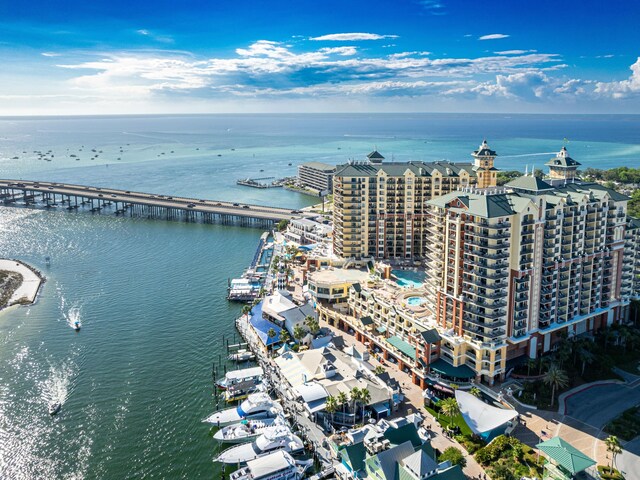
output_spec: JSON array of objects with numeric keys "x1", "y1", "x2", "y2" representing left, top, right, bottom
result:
[
  {"x1": 366, "y1": 150, "x2": 385, "y2": 165},
  {"x1": 545, "y1": 146, "x2": 581, "y2": 181},
  {"x1": 472, "y1": 139, "x2": 498, "y2": 188}
]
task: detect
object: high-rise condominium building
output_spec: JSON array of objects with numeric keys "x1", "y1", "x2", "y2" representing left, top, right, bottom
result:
[
  {"x1": 422, "y1": 148, "x2": 637, "y2": 382},
  {"x1": 333, "y1": 142, "x2": 498, "y2": 259}
]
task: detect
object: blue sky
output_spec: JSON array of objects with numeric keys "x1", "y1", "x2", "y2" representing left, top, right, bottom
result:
[{"x1": 1, "y1": 0, "x2": 639, "y2": 114}]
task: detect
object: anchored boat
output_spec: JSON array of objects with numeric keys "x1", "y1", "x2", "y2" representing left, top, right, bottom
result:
[
  {"x1": 229, "y1": 451, "x2": 312, "y2": 480},
  {"x1": 216, "y1": 366, "x2": 264, "y2": 390},
  {"x1": 203, "y1": 393, "x2": 281, "y2": 426},
  {"x1": 215, "y1": 425, "x2": 304, "y2": 464},
  {"x1": 213, "y1": 415, "x2": 286, "y2": 444},
  {"x1": 229, "y1": 349, "x2": 256, "y2": 362}
]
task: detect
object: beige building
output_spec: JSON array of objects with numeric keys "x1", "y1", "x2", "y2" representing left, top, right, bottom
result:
[
  {"x1": 332, "y1": 142, "x2": 498, "y2": 259},
  {"x1": 298, "y1": 162, "x2": 336, "y2": 195},
  {"x1": 319, "y1": 147, "x2": 639, "y2": 386}
]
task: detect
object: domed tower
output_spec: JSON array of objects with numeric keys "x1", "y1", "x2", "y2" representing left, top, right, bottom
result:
[
  {"x1": 545, "y1": 146, "x2": 581, "y2": 181},
  {"x1": 472, "y1": 139, "x2": 498, "y2": 188}
]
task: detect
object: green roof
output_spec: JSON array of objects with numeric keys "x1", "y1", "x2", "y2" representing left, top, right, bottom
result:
[
  {"x1": 506, "y1": 175, "x2": 554, "y2": 192},
  {"x1": 545, "y1": 147, "x2": 581, "y2": 168},
  {"x1": 334, "y1": 160, "x2": 476, "y2": 179},
  {"x1": 429, "y1": 358, "x2": 475, "y2": 379},
  {"x1": 377, "y1": 325, "x2": 387, "y2": 333},
  {"x1": 420, "y1": 328, "x2": 441, "y2": 345},
  {"x1": 386, "y1": 335, "x2": 416, "y2": 359},
  {"x1": 340, "y1": 441, "x2": 367, "y2": 473},
  {"x1": 536, "y1": 437, "x2": 596, "y2": 475},
  {"x1": 383, "y1": 423, "x2": 423, "y2": 448},
  {"x1": 360, "y1": 316, "x2": 374, "y2": 326}
]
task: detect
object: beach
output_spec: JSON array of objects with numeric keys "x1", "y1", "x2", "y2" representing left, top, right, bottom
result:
[{"x1": 0, "y1": 258, "x2": 43, "y2": 310}]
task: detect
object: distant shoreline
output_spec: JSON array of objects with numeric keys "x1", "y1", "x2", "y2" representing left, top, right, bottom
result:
[{"x1": 0, "y1": 259, "x2": 45, "y2": 313}]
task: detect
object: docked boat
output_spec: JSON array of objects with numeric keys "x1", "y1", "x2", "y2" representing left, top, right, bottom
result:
[
  {"x1": 48, "y1": 403, "x2": 61, "y2": 416},
  {"x1": 216, "y1": 366, "x2": 264, "y2": 390},
  {"x1": 224, "y1": 378, "x2": 267, "y2": 402},
  {"x1": 203, "y1": 393, "x2": 281, "y2": 426},
  {"x1": 215, "y1": 425, "x2": 304, "y2": 464},
  {"x1": 229, "y1": 451, "x2": 311, "y2": 480},
  {"x1": 229, "y1": 349, "x2": 255, "y2": 362},
  {"x1": 213, "y1": 415, "x2": 286, "y2": 444}
]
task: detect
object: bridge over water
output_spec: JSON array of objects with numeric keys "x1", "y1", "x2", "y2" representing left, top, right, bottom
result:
[{"x1": 0, "y1": 180, "x2": 309, "y2": 228}]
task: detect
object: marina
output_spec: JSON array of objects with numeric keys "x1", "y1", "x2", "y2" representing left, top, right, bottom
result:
[{"x1": 236, "y1": 177, "x2": 294, "y2": 189}]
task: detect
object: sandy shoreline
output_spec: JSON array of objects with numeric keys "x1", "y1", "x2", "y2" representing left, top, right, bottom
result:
[{"x1": 0, "y1": 259, "x2": 44, "y2": 311}]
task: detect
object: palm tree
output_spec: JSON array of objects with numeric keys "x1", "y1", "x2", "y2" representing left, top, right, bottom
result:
[
  {"x1": 439, "y1": 398, "x2": 460, "y2": 421},
  {"x1": 538, "y1": 356, "x2": 550, "y2": 376},
  {"x1": 349, "y1": 387, "x2": 361, "y2": 415},
  {"x1": 325, "y1": 395, "x2": 338, "y2": 425},
  {"x1": 543, "y1": 364, "x2": 569, "y2": 407},
  {"x1": 605, "y1": 435, "x2": 622, "y2": 471},
  {"x1": 373, "y1": 365, "x2": 386, "y2": 375},
  {"x1": 304, "y1": 316, "x2": 320, "y2": 335},
  {"x1": 267, "y1": 328, "x2": 277, "y2": 351},
  {"x1": 469, "y1": 387, "x2": 481, "y2": 398},
  {"x1": 526, "y1": 358, "x2": 537, "y2": 376},
  {"x1": 337, "y1": 391, "x2": 348, "y2": 418},
  {"x1": 241, "y1": 305, "x2": 252, "y2": 317},
  {"x1": 359, "y1": 389, "x2": 371, "y2": 421},
  {"x1": 293, "y1": 324, "x2": 305, "y2": 343},
  {"x1": 577, "y1": 345, "x2": 595, "y2": 376},
  {"x1": 279, "y1": 329, "x2": 290, "y2": 345}
]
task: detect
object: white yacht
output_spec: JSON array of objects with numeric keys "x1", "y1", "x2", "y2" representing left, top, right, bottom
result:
[
  {"x1": 216, "y1": 366, "x2": 264, "y2": 390},
  {"x1": 213, "y1": 415, "x2": 285, "y2": 444},
  {"x1": 229, "y1": 451, "x2": 312, "y2": 480},
  {"x1": 215, "y1": 425, "x2": 304, "y2": 464},
  {"x1": 203, "y1": 393, "x2": 281, "y2": 426}
]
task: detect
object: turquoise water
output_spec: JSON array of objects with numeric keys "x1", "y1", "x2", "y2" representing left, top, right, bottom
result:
[
  {"x1": 0, "y1": 114, "x2": 638, "y2": 479},
  {"x1": 406, "y1": 296, "x2": 427, "y2": 306},
  {"x1": 392, "y1": 270, "x2": 427, "y2": 288}
]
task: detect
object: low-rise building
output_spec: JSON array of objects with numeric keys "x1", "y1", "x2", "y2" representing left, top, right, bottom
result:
[
  {"x1": 307, "y1": 268, "x2": 371, "y2": 304},
  {"x1": 298, "y1": 162, "x2": 336, "y2": 195},
  {"x1": 285, "y1": 216, "x2": 332, "y2": 245}
]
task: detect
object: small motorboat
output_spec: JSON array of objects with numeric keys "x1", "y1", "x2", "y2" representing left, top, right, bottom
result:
[
  {"x1": 229, "y1": 349, "x2": 255, "y2": 362},
  {"x1": 74, "y1": 321, "x2": 81, "y2": 331},
  {"x1": 49, "y1": 403, "x2": 61, "y2": 416},
  {"x1": 224, "y1": 379, "x2": 267, "y2": 402}
]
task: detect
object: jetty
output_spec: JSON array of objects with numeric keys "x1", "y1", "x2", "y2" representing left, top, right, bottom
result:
[
  {"x1": 236, "y1": 176, "x2": 294, "y2": 189},
  {"x1": 0, "y1": 180, "x2": 309, "y2": 228}
]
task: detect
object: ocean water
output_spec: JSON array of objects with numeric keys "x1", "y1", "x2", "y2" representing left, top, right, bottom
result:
[{"x1": 0, "y1": 113, "x2": 638, "y2": 479}]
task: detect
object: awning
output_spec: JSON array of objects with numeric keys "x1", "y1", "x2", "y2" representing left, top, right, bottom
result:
[
  {"x1": 376, "y1": 326, "x2": 387, "y2": 333},
  {"x1": 306, "y1": 398, "x2": 328, "y2": 414},
  {"x1": 455, "y1": 390, "x2": 518, "y2": 435},
  {"x1": 429, "y1": 358, "x2": 475, "y2": 379},
  {"x1": 359, "y1": 316, "x2": 374, "y2": 326},
  {"x1": 372, "y1": 402, "x2": 390, "y2": 414},
  {"x1": 536, "y1": 437, "x2": 596, "y2": 475},
  {"x1": 385, "y1": 335, "x2": 416, "y2": 359}
]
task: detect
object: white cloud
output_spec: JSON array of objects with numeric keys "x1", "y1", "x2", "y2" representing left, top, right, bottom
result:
[
  {"x1": 494, "y1": 50, "x2": 536, "y2": 55},
  {"x1": 41, "y1": 52, "x2": 61, "y2": 57},
  {"x1": 309, "y1": 33, "x2": 398, "y2": 41},
  {"x1": 595, "y1": 57, "x2": 640, "y2": 98},
  {"x1": 417, "y1": 1, "x2": 445, "y2": 15},
  {"x1": 136, "y1": 28, "x2": 174, "y2": 44},
  {"x1": 479, "y1": 34, "x2": 510, "y2": 40}
]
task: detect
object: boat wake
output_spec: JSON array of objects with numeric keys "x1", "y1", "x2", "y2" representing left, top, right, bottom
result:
[
  {"x1": 41, "y1": 361, "x2": 74, "y2": 409},
  {"x1": 62, "y1": 301, "x2": 83, "y2": 331}
]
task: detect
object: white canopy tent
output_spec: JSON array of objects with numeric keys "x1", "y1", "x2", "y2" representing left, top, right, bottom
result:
[{"x1": 455, "y1": 390, "x2": 518, "y2": 436}]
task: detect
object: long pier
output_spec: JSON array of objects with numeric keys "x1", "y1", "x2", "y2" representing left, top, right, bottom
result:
[{"x1": 0, "y1": 180, "x2": 307, "y2": 228}]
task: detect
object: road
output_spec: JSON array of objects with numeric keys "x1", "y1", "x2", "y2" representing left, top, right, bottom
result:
[{"x1": 0, "y1": 179, "x2": 308, "y2": 222}]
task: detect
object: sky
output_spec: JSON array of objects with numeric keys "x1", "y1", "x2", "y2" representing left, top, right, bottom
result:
[{"x1": 1, "y1": 0, "x2": 639, "y2": 115}]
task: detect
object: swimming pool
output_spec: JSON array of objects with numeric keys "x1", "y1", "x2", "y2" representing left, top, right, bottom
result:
[
  {"x1": 406, "y1": 296, "x2": 427, "y2": 306},
  {"x1": 392, "y1": 269, "x2": 426, "y2": 288}
]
